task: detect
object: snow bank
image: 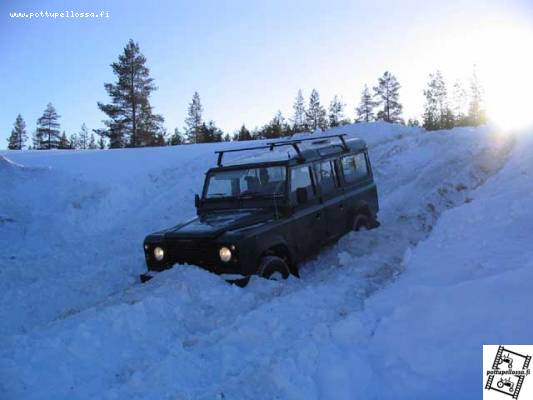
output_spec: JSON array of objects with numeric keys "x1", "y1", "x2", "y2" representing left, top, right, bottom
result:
[{"x1": 0, "y1": 124, "x2": 526, "y2": 399}]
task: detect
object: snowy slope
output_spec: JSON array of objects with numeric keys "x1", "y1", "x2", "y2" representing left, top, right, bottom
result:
[{"x1": 0, "y1": 123, "x2": 528, "y2": 399}]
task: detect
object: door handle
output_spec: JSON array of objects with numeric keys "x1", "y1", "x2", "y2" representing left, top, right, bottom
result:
[
  {"x1": 315, "y1": 212, "x2": 321, "y2": 219},
  {"x1": 339, "y1": 203, "x2": 344, "y2": 210}
]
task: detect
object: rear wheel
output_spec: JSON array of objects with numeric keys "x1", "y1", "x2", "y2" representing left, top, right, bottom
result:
[{"x1": 258, "y1": 256, "x2": 290, "y2": 281}]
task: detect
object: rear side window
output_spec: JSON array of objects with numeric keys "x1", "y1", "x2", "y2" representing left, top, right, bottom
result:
[
  {"x1": 342, "y1": 153, "x2": 368, "y2": 183},
  {"x1": 316, "y1": 160, "x2": 339, "y2": 195},
  {"x1": 290, "y1": 166, "x2": 315, "y2": 202}
]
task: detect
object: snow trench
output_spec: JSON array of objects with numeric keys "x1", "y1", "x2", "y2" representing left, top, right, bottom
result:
[{"x1": 0, "y1": 124, "x2": 516, "y2": 399}]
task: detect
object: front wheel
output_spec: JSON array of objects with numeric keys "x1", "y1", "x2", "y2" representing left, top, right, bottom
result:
[
  {"x1": 353, "y1": 214, "x2": 370, "y2": 231},
  {"x1": 258, "y1": 256, "x2": 290, "y2": 281}
]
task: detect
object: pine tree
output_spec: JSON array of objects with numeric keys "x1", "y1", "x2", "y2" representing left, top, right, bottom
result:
[
  {"x1": 423, "y1": 71, "x2": 452, "y2": 130},
  {"x1": 78, "y1": 123, "x2": 89, "y2": 149},
  {"x1": 169, "y1": 128, "x2": 184, "y2": 145},
  {"x1": 407, "y1": 118, "x2": 420, "y2": 127},
  {"x1": 97, "y1": 39, "x2": 164, "y2": 148},
  {"x1": 198, "y1": 121, "x2": 223, "y2": 143},
  {"x1": 223, "y1": 133, "x2": 231, "y2": 142},
  {"x1": 467, "y1": 69, "x2": 486, "y2": 126},
  {"x1": 88, "y1": 134, "x2": 98, "y2": 149},
  {"x1": 291, "y1": 90, "x2": 307, "y2": 132},
  {"x1": 69, "y1": 133, "x2": 79, "y2": 149},
  {"x1": 451, "y1": 81, "x2": 468, "y2": 126},
  {"x1": 97, "y1": 135, "x2": 106, "y2": 149},
  {"x1": 58, "y1": 131, "x2": 70, "y2": 149},
  {"x1": 306, "y1": 89, "x2": 328, "y2": 132},
  {"x1": 36, "y1": 103, "x2": 61, "y2": 149},
  {"x1": 328, "y1": 95, "x2": 346, "y2": 127},
  {"x1": 373, "y1": 71, "x2": 403, "y2": 123},
  {"x1": 236, "y1": 124, "x2": 252, "y2": 141},
  {"x1": 185, "y1": 92, "x2": 203, "y2": 143},
  {"x1": 355, "y1": 85, "x2": 376, "y2": 122},
  {"x1": 7, "y1": 114, "x2": 27, "y2": 150}
]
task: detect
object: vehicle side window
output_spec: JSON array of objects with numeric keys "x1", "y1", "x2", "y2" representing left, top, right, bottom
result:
[
  {"x1": 290, "y1": 166, "x2": 315, "y2": 202},
  {"x1": 342, "y1": 153, "x2": 368, "y2": 183},
  {"x1": 316, "y1": 160, "x2": 338, "y2": 195}
]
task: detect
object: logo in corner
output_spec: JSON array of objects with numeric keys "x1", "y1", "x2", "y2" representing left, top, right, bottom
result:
[{"x1": 484, "y1": 345, "x2": 532, "y2": 399}]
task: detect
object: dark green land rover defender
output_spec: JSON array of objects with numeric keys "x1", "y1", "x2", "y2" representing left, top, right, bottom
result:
[{"x1": 141, "y1": 134, "x2": 379, "y2": 284}]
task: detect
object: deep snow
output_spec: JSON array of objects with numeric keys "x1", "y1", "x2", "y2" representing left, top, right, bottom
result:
[{"x1": 0, "y1": 122, "x2": 530, "y2": 399}]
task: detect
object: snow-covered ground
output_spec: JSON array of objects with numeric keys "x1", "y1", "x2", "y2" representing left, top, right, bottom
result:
[{"x1": 0, "y1": 122, "x2": 530, "y2": 399}]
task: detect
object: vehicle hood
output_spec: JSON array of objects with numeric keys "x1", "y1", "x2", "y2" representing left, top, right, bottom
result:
[{"x1": 162, "y1": 209, "x2": 274, "y2": 239}]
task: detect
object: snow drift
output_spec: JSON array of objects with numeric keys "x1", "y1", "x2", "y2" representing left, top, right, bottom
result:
[{"x1": 0, "y1": 122, "x2": 530, "y2": 399}]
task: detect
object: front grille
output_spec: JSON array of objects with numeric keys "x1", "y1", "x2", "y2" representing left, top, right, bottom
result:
[{"x1": 167, "y1": 240, "x2": 219, "y2": 267}]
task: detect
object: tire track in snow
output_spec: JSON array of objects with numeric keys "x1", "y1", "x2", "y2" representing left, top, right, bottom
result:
[{"x1": 0, "y1": 129, "x2": 515, "y2": 400}]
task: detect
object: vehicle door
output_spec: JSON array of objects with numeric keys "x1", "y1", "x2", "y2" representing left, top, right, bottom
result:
[
  {"x1": 340, "y1": 151, "x2": 376, "y2": 222},
  {"x1": 314, "y1": 159, "x2": 346, "y2": 241},
  {"x1": 288, "y1": 164, "x2": 325, "y2": 260}
]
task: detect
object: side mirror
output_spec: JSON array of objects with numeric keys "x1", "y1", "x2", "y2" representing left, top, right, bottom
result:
[
  {"x1": 296, "y1": 187, "x2": 308, "y2": 205},
  {"x1": 194, "y1": 194, "x2": 200, "y2": 208}
]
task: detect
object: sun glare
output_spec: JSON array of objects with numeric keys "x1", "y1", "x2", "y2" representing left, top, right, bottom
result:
[{"x1": 475, "y1": 23, "x2": 533, "y2": 131}]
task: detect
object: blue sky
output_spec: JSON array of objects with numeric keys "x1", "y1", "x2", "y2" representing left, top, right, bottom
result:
[{"x1": 1, "y1": 0, "x2": 532, "y2": 147}]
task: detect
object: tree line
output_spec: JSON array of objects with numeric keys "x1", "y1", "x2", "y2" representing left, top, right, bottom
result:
[{"x1": 6, "y1": 39, "x2": 487, "y2": 150}]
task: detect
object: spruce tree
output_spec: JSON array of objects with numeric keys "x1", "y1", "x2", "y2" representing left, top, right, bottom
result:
[
  {"x1": 7, "y1": 114, "x2": 27, "y2": 150},
  {"x1": 88, "y1": 134, "x2": 98, "y2": 149},
  {"x1": 237, "y1": 124, "x2": 252, "y2": 141},
  {"x1": 97, "y1": 39, "x2": 164, "y2": 148},
  {"x1": 373, "y1": 71, "x2": 403, "y2": 123},
  {"x1": 467, "y1": 69, "x2": 486, "y2": 126},
  {"x1": 328, "y1": 95, "x2": 346, "y2": 127},
  {"x1": 58, "y1": 131, "x2": 70, "y2": 149},
  {"x1": 423, "y1": 71, "x2": 454, "y2": 131},
  {"x1": 185, "y1": 92, "x2": 203, "y2": 143},
  {"x1": 355, "y1": 85, "x2": 376, "y2": 122},
  {"x1": 169, "y1": 128, "x2": 184, "y2": 145},
  {"x1": 78, "y1": 123, "x2": 89, "y2": 149},
  {"x1": 451, "y1": 81, "x2": 468, "y2": 126},
  {"x1": 36, "y1": 103, "x2": 61, "y2": 149},
  {"x1": 198, "y1": 121, "x2": 223, "y2": 143},
  {"x1": 306, "y1": 89, "x2": 328, "y2": 132},
  {"x1": 98, "y1": 135, "x2": 106, "y2": 149},
  {"x1": 291, "y1": 90, "x2": 307, "y2": 132},
  {"x1": 69, "y1": 133, "x2": 79, "y2": 149}
]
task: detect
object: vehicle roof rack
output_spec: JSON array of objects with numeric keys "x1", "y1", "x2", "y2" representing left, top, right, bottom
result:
[{"x1": 214, "y1": 134, "x2": 349, "y2": 166}]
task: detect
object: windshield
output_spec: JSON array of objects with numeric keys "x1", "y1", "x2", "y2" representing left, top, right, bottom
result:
[{"x1": 204, "y1": 166, "x2": 287, "y2": 199}]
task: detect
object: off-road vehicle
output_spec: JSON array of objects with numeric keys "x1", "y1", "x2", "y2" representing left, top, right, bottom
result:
[{"x1": 141, "y1": 134, "x2": 379, "y2": 284}]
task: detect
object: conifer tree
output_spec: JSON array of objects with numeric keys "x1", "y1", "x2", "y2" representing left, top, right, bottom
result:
[
  {"x1": 98, "y1": 135, "x2": 106, "y2": 149},
  {"x1": 97, "y1": 39, "x2": 164, "y2": 148},
  {"x1": 291, "y1": 90, "x2": 307, "y2": 132},
  {"x1": 88, "y1": 134, "x2": 98, "y2": 149},
  {"x1": 69, "y1": 133, "x2": 79, "y2": 149},
  {"x1": 328, "y1": 95, "x2": 346, "y2": 127},
  {"x1": 198, "y1": 121, "x2": 223, "y2": 143},
  {"x1": 169, "y1": 128, "x2": 184, "y2": 145},
  {"x1": 185, "y1": 92, "x2": 203, "y2": 143},
  {"x1": 306, "y1": 89, "x2": 328, "y2": 132},
  {"x1": 355, "y1": 85, "x2": 376, "y2": 122},
  {"x1": 78, "y1": 123, "x2": 89, "y2": 149},
  {"x1": 373, "y1": 71, "x2": 403, "y2": 123},
  {"x1": 36, "y1": 103, "x2": 61, "y2": 149},
  {"x1": 7, "y1": 114, "x2": 27, "y2": 150},
  {"x1": 423, "y1": 71, "x2": 453, "y2": 130},
  {"x1": 58, "y1": 131, "x2": 70, "y2": 149},
  {"x1": 467, "y1": 69, "x2": 486, "y2": 126},
  {"x1": 451, "y1": 81, "x2": 468, "y2": 126},
  {"x1": 236, "y1": 124, "x2": 252, "y2": 141}
]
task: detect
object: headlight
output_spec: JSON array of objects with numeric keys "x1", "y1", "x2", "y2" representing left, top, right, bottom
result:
[
  {"x1": 153, "y1": 246, "x2": 165, "y2": 261},
  {"x1": 219, "y1": 246, "x2": 232, "y2": 263}
]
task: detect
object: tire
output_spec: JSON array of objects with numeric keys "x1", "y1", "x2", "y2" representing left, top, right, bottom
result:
[
  {"x1": 258, "y1": 256, "x2": 290, "y2": 281},
  {"x1": 353, "y1": 213, "x2": 370, "y2": 231}
]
